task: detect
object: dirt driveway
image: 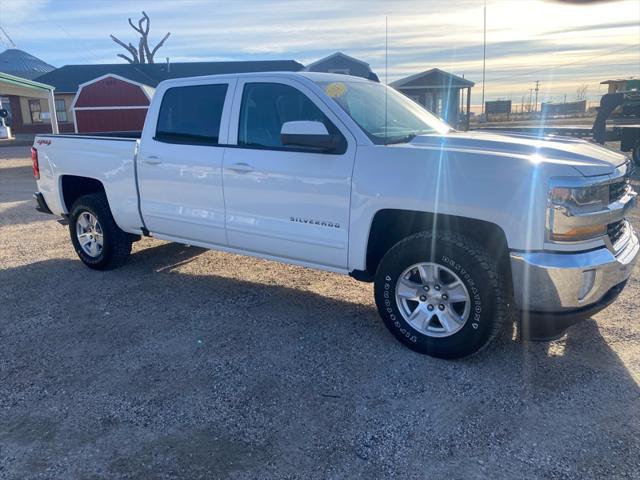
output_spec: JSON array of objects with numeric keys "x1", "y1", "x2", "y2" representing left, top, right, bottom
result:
[{"x1": 1, "y1": 146, "x2": 639, "y2": 479}]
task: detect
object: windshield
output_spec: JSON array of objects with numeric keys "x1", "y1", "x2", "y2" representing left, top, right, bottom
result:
[{"x1": 316, "y1": 80, "x2": 451, "y2": 144}]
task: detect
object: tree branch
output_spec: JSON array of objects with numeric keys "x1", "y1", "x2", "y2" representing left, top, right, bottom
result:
[
  {"x1": 117, "y1": 53, "x2": 135, "y2": 64},
  {"x1": 138, "y1": 37, "x2": 146, "y2": 64},
  {"x1": 110, "y1": 34, "x2": 139, "y2": 61},
  {"x1": 150, "y1": 32, "x2": 171, "y2": 59},
  {"x1": 112, "y1": 13, "x2": 168, "y2": 63},
  {"x1": 140, "y1": 12, "x2": 155, "y2": 62},
  {"x1": 141, "y1": 11, "x2": 150, "y2": 35},
  {"x1": 143, "y1": 41, "x2": 153, "y2": 63},
  {"x1": 128, "y1": 17, "x2": 143, "y2": 34}
]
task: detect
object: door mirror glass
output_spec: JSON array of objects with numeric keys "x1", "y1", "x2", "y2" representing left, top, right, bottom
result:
[{"x1": 280, "y1": 121, "x2": 340, "y2": 152}]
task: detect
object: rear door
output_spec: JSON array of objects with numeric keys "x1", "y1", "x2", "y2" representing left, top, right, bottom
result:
[
  {"x1": 222, "y1": 77, "x2": 357, "y2": 269},
  {"x1": 137, "y1": 79, "x2": 235, "y2": 245}
]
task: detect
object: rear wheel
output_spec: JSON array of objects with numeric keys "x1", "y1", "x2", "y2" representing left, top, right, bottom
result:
[
  {"x1": 374, "y1": 231, "x2": 507, "y2": 359},
  {"x1": 68, "y1": 193, "x2": 132, "y2": 270}
]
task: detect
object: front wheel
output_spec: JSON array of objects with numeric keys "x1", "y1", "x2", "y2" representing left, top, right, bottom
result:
[
  {"x1": 374, "y1": 231, "x2": 507, "y2": 359},
  {"x1": 68, "y1": 193, "x2": 132, "y2": 270}
]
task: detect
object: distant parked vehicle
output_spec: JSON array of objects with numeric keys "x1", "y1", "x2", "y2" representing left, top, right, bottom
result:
[
  {"x1": 593, "y1": 86, "x2": 640, "y2": 165},
  {"x1": 32, "y1": 72, "x2": 638, "y2": 358}
]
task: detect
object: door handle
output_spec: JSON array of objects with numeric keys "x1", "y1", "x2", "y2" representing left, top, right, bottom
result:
[
  {"x1": 227, "y1": 162, "x2": 254, "y2": 173},
  {"x1": 142, "y1": 156, "x2": 162, "y2": 165}
]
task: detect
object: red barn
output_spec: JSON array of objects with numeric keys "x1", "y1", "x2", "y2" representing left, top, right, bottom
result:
[{"x1": 71, "y1": 74, "x2": 154, "y2": 133}]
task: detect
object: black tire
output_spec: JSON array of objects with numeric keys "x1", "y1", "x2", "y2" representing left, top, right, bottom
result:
[
  {"x1": 374, "y1": 231, "x2": 507, "y2": 359},
  {"x1": 68, "y1": 193, "x2": 132, "y2": 270}
]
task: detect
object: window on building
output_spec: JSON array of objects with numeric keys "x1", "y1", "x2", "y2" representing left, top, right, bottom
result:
[
  {"x1": 0, "y1": 97, "x2": 11, "y2": 125},
  {"x1": 29, "y1": 100, "x2": 42, "y2": 123},
  {"x1": 55, "y1": 99, "x2": 67, "y2": 122},
  {"x1": 238, "y1": 82, "x2": 340, "y2": 150},
  {"x1": 155, "y1": 84, "x2": 228, "y2": 145}
]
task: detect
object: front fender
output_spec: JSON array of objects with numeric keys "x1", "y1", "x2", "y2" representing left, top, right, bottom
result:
[{"x1": 348, "y1": 145, "x2": 575, "y2": 271}]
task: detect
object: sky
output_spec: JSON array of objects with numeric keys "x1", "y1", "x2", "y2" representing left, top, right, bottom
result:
[{"x1": 0, "y1": 0, "x2": 638, "y2": 108}]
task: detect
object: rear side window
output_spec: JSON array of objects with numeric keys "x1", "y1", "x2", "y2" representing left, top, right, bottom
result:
[
  {"x1": 238, "y1": 82, "x2": 342, "y2": 150},
  {"x1": 156, "y1": 84, "x2": 228, "y2": 145}
]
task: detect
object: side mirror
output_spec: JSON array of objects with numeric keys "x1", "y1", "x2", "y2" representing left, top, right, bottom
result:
[
  {"x1": 0, "y1": 109, "x2": 8, "y2": 118},
  {"x1": 280, "y1": 121, "x2": 342, "y2": 152}
]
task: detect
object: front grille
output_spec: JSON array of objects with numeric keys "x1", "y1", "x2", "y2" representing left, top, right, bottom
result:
[
  {"x1": 608, "y1": 219, "x2": 626, "y2": 246},
  {"x1": 609, "y1": 177, "x2": 629, "y2": 203}
]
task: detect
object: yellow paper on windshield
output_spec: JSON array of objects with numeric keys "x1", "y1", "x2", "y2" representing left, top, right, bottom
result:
[{"x1": 326, "y1": 82, "x2": 347, "y2": 98}]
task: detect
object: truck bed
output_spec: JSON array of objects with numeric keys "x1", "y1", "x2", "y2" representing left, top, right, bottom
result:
[{"x1": 33, "y1": 133, "x2": 143, "y2": 234}]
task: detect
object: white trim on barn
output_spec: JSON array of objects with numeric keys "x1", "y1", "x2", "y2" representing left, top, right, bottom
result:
[{"x1": 70, "y1": 73, "x2": 154, "y2": 111}]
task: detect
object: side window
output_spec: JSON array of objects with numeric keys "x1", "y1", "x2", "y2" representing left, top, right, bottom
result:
[
  {"x1": 29, "y1": 100, "x2": 42, "y2": 123},
  {"x1": 238, "y1": 82, "x2": 342, "y2": 150},
  {"x1": 55, "y1": 99, "x2": 68, "y2": 122},
  {"x1": 156, "y1": 84, "x2": 228, "y2": 145}
]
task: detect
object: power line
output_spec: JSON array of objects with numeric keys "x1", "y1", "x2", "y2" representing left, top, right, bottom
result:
[{"x1": 0, "y1": 25, "x2": 16, "y2": 48}]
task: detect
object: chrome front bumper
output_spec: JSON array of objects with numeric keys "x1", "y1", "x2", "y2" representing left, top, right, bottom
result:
[{"x1": 510, "y1": 226, "x2": 639, "y2": 313}]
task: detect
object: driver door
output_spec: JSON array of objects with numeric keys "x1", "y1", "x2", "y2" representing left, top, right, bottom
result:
[{"x1": 222, "y1": 77, "x2": 356, "y2": 269}]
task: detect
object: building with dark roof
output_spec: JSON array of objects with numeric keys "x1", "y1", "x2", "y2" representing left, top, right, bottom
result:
[
  {"x1": 0, "y1": 48, "x2": 55, "y2": 80},
  {"x1": 7, "y1": 59, "x2": 303, "y2": 134},
  {"x1": 35, "y1": 60, "x2": 304, "y2": 93},
  {"x1": 305, "y1": 52, "x2": 379, "y2": 81},
  {"x1": 391, "y1": 68, "x2": 475, "y2": 129}
]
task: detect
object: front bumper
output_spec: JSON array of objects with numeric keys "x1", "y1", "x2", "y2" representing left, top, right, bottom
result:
[{"x1": 510, "y1": 226, "x2": 639, "y2": 313}]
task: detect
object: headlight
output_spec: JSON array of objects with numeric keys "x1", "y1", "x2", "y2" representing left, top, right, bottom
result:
[{"x1": 547, "y1": 182, "x2": 609, "y2": 242}]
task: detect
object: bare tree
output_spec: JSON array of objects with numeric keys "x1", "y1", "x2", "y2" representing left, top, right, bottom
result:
[
  {"x1": 576, "y1": 84, "x2": 588, "y2": 101},
  {"x1": 110, "y1": 12, "x2": 170, "y2": 64}
]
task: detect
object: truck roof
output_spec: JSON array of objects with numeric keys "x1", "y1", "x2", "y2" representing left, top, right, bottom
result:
[{"x1": 157, "y1": 71, "x2": 372, "y2": 88}]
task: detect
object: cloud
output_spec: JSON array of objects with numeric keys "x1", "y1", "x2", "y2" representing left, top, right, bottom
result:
[
  {"x1": 1, "y1": 0, "x2": 638, "y2": 104},
  {"x1": 546, "y1": 19, "x2": 640, "y2": 34},
  {"x1": 0, "y1": 0, "x2": 48, "y2": 24}
]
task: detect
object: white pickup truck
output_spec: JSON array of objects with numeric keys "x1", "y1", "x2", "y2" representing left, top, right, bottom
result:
[{"x1": 32, "y1": 72, "x2": 638, "y2": 358}]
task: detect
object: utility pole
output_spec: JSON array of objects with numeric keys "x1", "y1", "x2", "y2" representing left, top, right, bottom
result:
[
  {"x1": 528, "y1": 88, "x2": 534, "y2": 113},
  {"x1": 0, "y1": 26, "x2": 17, "y2": 48},
  {"x1": 521, "y1": 95, "x2": 525, "y2": 114},
  {"x1": 534, "y1": 80, "x2": 540, "y2": 114},
  {"x1": 481, "y1": 0, "x2": 487, "y2": 117}
]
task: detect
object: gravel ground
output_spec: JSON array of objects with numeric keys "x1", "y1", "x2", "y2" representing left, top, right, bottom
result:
[{"x1": 1, "y1": 145, "x2": 639, "y2": 479}]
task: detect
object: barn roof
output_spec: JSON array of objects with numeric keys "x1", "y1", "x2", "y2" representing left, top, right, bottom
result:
[
  {"x1": 0, "y1": 48, "x2": 55, "y2": 80},
  {"x1": 35, "y1": 60, "x2": 304, "y2": 93}
]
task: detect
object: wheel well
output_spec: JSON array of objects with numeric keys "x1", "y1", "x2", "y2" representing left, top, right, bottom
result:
[
  {"x1": 365, "y1": 209, "x2": 511, "y2": 281},
  {"x1": 60, "y1": 176, "x2": 105, "y2": 212}
]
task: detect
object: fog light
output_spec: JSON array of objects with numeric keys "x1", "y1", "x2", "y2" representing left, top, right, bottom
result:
[{"x1": 578, "y1": 269, "x2": 596, "y2": 301}]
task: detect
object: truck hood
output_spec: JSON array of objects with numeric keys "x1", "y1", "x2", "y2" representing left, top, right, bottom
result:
[{"x1": 408, "y1": 130, "x2": 627, "y2": 177}]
